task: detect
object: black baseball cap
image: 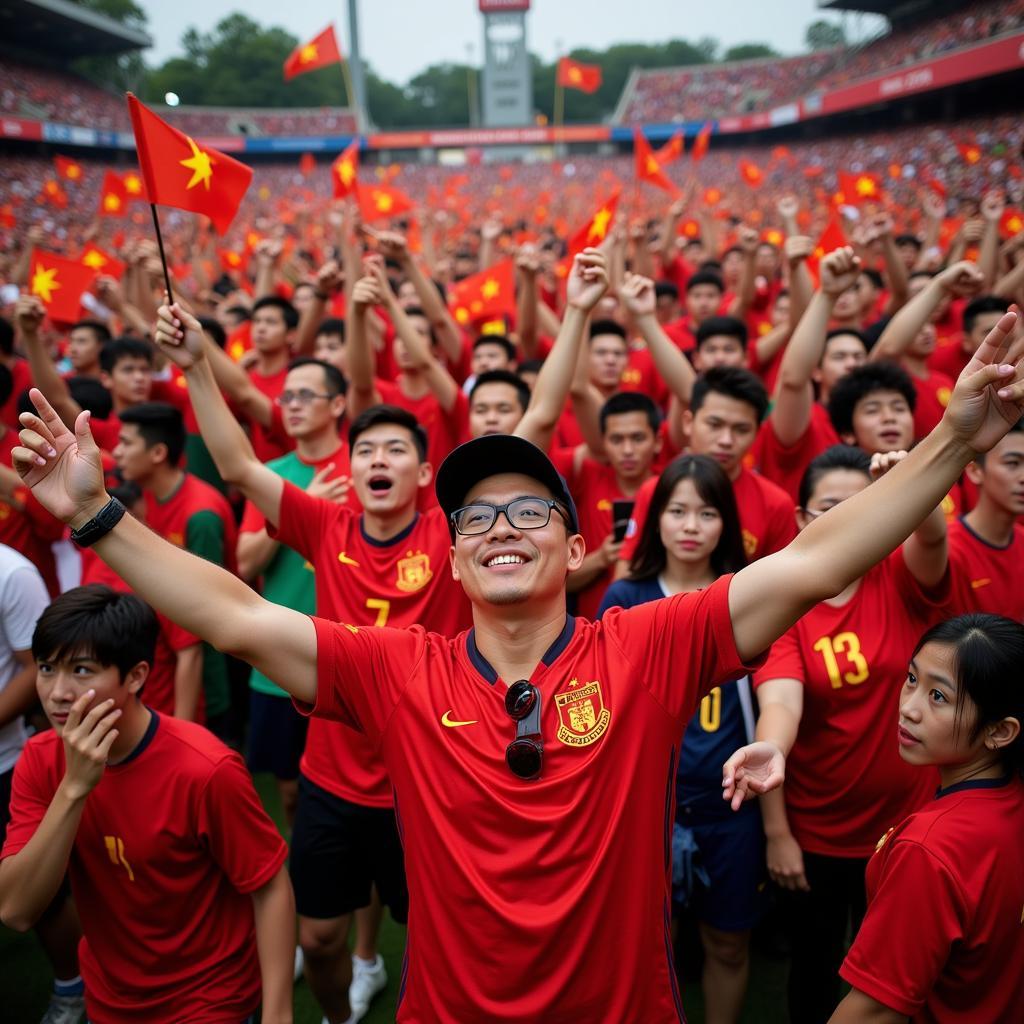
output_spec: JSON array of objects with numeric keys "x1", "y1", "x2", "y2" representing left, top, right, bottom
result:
[{"x1": 435, "y1": 435, "x2": 579, "y2": 535}]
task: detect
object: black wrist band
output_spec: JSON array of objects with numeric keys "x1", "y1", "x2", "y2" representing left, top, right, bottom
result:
[{"x1": 70, "y1": 497, "x2": 126, "y2": 548}]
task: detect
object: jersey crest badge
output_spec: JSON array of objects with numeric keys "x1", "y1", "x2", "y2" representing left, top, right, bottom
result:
[
  {"x1": 874, "y1": 826, "x2": 895, "y2": 854},
  {"x1": 742, "y1": 528, "x2": 758, "y2": 558},
  {"x1": 554, "y1": 679, "x2": 611, "y2": 747},
  {"x1": 396, "y1": 550, "x2": 433, "y2": 593}
]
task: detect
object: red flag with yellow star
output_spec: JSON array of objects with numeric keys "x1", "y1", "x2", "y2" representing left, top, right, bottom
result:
[
  {"x1": 690, "y1": 122, "x2": 712, "y2": 163},
  {"x1": 39, "y1": 179, "x2": 68, "y2": 210},
  {"x1": 556, "y1": 57, "x2": 602, "y2": 94},
  {"x1": 1001, "y1": 207, "x2": 1024, "y2": 239},
  {"x1": 126, "y1": 93, "x2": 253, "y2": 234},
  {"x1": 654, "y1": 132, "x2": 684, "y2": 167},
  {"x1": 808, "y1": 213, "x2": 848, "y2": 282},
  {"x1": 98, "y1": 170, "x2": 128, "y2": 217},
  {"x1": 566, "y1": 193, "x2": 620, "y2": 258},
  {"x1": 80, "y1": 243, "x2": 125, "y2": 280},
  {"x1": 332, "y1": 139, "x2": 359, "y2": 199},
  {"x1": 634, "y1": 129, "x2": 677, "y2": 195},
  {"x1": 957, "y1": 143, "x2": 982, "y2": 166},
  {"x1": 28, "y1": 249, "x2": 98, "y2": 323},
  {"x1": 739, "y1": 159, "x2": 765, "y2": 189},
  {"x1": 837, "y1": 171, "x2": 883, "y2": 206},
  {"x1": 121, "y1": 168, "x2": 147, "y2": 203},
  {"x1": 356, "y1": 182, "x2": 414, "y2": 223},
  {"x1": 448, "y1": 260, "x2": 516, "y2": 328},
  {"x1": 54, "y1": 155, "x2": 84, "y2": 182},
  {"x1": 283, "y1": 25, "x2": 343, "y2": 81}
]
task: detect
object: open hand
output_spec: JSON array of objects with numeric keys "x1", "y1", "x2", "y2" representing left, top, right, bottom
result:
[{"x1": 721, "y1": 740, "x2": 785, "y2": 811}]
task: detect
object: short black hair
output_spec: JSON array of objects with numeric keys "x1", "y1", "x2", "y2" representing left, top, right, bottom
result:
[
  {"x1": 470, "y1": 369, "x2": 530, "y2": 413},
  {"x1": 696, "y1": 315, "x2": 748, "y2": 351},
  {"x1": 859, "y1": 268, "x2": 884, "y2": 290},
  {"x1": 686, "y1": 269, "x2": 724, "y2": 294},
  {"x1": 827, "y1": 362, "x2": 916, "y2": 437},
  {"x1": 99, "y1": 337, "x2": 153, "y2": 375},
  {"x1": 252, "y1": 295, "x2": 299, "y2": 330},
  {"x1": 197, "y1": 316, "x2": 226, "y2": 350},
  {"x1": 119, "y1": 402, "x2": 186, "y2": 466},
  {"x1": 691, "y1": 366, "x2": 769, "y2": 423},
  {"x1": 68, "y1": 376, "x2": 113, "y2": 420},
  {"x1": 963, "y1": 295, "x2": 1010, "y2": 335},
  {"x1": 224, "y1": 304, "x2": 251, "y2": 323},
  {"x1": 975, "y1": 416, "x2": 1024, "y2": 466},
  {"x1": 70, "y1": 320, "x2": 112, "y2": 346},
  {"x1": 348, "y1": 404, "x2": 428, "y2": 462},
  {"x1": 473, "y1": 334, "x2": 516, "y2": 363},
  {"x1": 823, "y1": 327, "x2": 869, "y2": 360},
  {"x1": 0, "y1": 317, "x2": 12, "y2": 356},
  {"x1": 894, "y1": 233, "x2": 922, "y2": 251},
  {"x1": 287, "y1": 357, "x2": 347, "y2": 397},
  {"x1": 654, "y1": 281, "x2": 679, "y2": 302},
  {"x1": 599, "y1": 391, "x2": 661, "y2": 434},
  {"x1": 316, "y1": 317, "x2": 346, "y2": 340},
  {"x1": 798, "y1": 444, "x2": 872, "y2": 509},
  {"x1": 33, "y1": 585, "x2": 158, "y2": 680},
  {"x1": 516, "y1": 359, "x2": 543, "y2": 381},
  {"x1": 589, "y1": 319, "x2": 627, "y2": 342}
]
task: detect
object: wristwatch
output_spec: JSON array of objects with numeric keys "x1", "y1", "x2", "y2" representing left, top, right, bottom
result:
[{"x1": 70, "y1": 497, "x2": 126, "y2": 548}]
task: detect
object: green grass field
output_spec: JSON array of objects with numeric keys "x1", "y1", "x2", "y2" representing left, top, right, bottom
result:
[{"x1": 1, "y1": 771, "x2": 791, "y2": 1023}]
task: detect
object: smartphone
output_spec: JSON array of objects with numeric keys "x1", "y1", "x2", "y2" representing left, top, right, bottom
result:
[{"x1": 612, "y1": 500, "x2": 634, "y2": 544}]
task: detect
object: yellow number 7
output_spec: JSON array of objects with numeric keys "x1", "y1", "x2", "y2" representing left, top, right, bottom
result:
[{"x1": 365, "y1": 598, "x2": 391, "y2": 628}]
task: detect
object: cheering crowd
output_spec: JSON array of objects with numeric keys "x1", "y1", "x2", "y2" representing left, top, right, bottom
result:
[{"x1": 0, "y1": 98, "x2": 1023, "y2": 1024}]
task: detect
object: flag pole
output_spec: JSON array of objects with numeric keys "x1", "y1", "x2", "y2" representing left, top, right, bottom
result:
[
  {"x1": 149, "y1": 203, "x2": 175, "y2": 305},
  {"x1": 340, "y1": 55, "x2": 358, "y2": 124}
]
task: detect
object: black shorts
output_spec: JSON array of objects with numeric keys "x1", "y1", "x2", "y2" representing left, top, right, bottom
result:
[
  {"x1": 246, "y1": 691, "x2": 309, "y2": 781},
  {"x1": 290, "y1": 775, "x2": 408, "y2": 923}
]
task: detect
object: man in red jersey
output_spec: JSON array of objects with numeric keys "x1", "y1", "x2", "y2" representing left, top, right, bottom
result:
[
  {"x1": 113, "y1": 403, "x2": 236, "y2": 733},
  {"x1": 947, "y1": 417, "x2": 1024, "y2": 620},
  {"x1": 0, "y1": 586, "x2": 294, "y2": 1024},
  {"x1": 244, "y1": 297, "x2": 301, "y2": 463},
  {"x1": 14, "y1": 297, "x2": 1024, "y2": 1021},
  {"x1": 152, "y1": 301, "x2": 469, "y2": 1023},
  {"x1": 930, "y1": 294, "x2": 1012, "y2": 382}
]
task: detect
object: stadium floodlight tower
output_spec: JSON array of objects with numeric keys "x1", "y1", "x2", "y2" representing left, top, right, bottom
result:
[{"x1": 479, "y1": 0, "x2": 533, "y2": 158}]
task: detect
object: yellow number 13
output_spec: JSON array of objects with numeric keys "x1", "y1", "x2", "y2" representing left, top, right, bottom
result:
[{"x1": 812, "y1": 631, "x2": 869, "y2": 689}]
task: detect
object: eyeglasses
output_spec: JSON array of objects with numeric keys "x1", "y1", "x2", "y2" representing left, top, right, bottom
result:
[
  {"x1": 505, "y1": 679, "x2": 542, "y2": 780},
  {"x1": 450, "y1": 497, "x2": 569, "y2": 537},
  {"x1": 274, "y1": 389, "x2": 333, "y2": 407}
]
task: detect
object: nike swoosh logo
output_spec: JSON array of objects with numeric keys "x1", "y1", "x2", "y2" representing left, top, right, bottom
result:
[
  {"x1": 441, "y1": 710, "x2": 477, "y2": 728},
  {"x1": 971, "y1": 578, "x2": 991, "y2": 589},
  {"x1": 337, "y1": 551, "x2": 360, "y2": 567}
]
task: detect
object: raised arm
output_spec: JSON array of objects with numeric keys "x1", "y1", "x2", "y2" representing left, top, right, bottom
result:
[
  {"x1": 516, "y1": 250, "x2": 608, "y2": 450},
  {"x1": 15, "y1": 295, "x2": 80, "y2": 428},
  {"x1": 727, "y1": 227, "x2": 760, "y2": 319},
  {"x1": 978, "y1": 193, "x2": 1005, "y2": 290},
  {"x1": 873, "y1": 215, "x2": 910, "y2": 316},
  {"x1": 869, "y1": 261, "x2": 984, "y2": 364},
  {"x1": 728, "y1": 308, "x2": 1024, "y2": 665},
  {"x1": 293, "y1": 260, "x2": 343, "y2": 357},
  {"x1": 770, "y1": 248, "x2": 862, "y2": 446},
  {"x1": 515, "y1": 247, "x2": 541, "y2": 361},
  {"x1": 344, "y1": 269, "x2": 385, "y2": 419},
  {"x1": 13, "y1": 390, "x2": 317, "y2": 702}
]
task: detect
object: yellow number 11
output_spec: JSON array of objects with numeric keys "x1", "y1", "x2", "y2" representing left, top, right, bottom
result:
[{"x1": 812, "y1": 631, "x2": 870, "y2": 689}]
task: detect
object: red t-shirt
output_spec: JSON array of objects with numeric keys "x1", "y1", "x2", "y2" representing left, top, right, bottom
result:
[
  {"x1": 270, "y1": 482, "x2": 472, "y2": 807},
  {"x1": 620, "y1": 346, "x2": 672, "y2": 409},
  {"x1": 0, "y1": 428, "x2": 63, "y2": 595},
  {"x1": 620, "y1": 465, "x2": 796, "y2": 566},
  {"x1": 662, "y1": 317, "x2": 697, "y2": 353},
  {"x1": 376, "y1": 379, "x2": 470, "y2": 473},
  {"x1": 751, "y1": 402, "x2": 840, "y2": 504},
  {"x1": 946, "y1": 516, "x2": 1024, "y2": 622},
  {"x1": 301, "y1": 575, "x2": 762, "y2": 1022},
  {"x1": 911, "y1": 366, "x2": 954, "y2": 440},
  {"x1": 89, "y1": 412, "x2": 122, "y2": 456},
  {"x1": 1, "y1": 715, "x2": 287, "y2": 1024},
  {"x1": 840, "y1": 777, "x2": 1024, "y2": 1022},
  {"x1": 78, "y1": 552, "x2": 203, "y2": 722},
  {"x1": 0, "y1": 358, "x2": 33, "y2": 429},
  {"x1": 247, "y1": 365, "x2": 293, "y2": 463},
  {"x1": 753, "y1": 550, "x2": 946, "y2": 857}
]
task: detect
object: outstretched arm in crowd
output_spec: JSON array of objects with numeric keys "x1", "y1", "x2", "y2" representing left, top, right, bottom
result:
[
  {"x1": 723, "y1": 307, "x2": 1024, "y2": 806},
  {"x1": 870, "y1": 261, "x2": 984, "y2": 365},
  {"x1": 515, "y1": 247, "x2": 541, "y2": 361},
  {"x1": 978, "y1": 192, "x2": 1005, "y2": 290},
  {"x1": 293, "y1": 260, "x2": 343, "y2": 357},
  {"x1": 343, "y1": 268, "x2": 386, "y2": 419},
  {"x1": 769, "y1": 248, "x2": 862, "y2": 447},
  {"x1": 12, "y1": 389, "x2": 319, "y2": 703},
  {"x1": 15, "y1": 295, "x2": 79, "y2": 429},
  {"x1": 515, "y1": 250, "x2": 608, "y2": 451}
]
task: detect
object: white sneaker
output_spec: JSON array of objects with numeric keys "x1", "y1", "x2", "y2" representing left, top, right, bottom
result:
[
  {"x1": 40, "y1": 993, "x2": 86, "y2": 1024},
  {"x1": 348, "y1": 954, "x2": 387, "y2": 1021}
]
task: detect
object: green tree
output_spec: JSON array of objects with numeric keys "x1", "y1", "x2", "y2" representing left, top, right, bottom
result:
[
  {"x1": 805, "y1": 19, "x2": 847, "y2": 51},
  {"x1": 723, "y1": 43, "x2": 780, "y2": 62}
]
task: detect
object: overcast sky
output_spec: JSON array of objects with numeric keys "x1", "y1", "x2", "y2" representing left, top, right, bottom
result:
[{"x1": 140, "y1": 0, "x2": 887, "y2": 83}]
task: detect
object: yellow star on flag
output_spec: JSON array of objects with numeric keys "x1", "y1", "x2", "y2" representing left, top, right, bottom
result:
[
  {"x1": 300, "y1": 43, "x2": 319, "y2": 64},
  {"x1": 82, "y1": 250, "x2": 108, "y2": 270},
  {"x1": 31, "y1": 264, "x2": 60, "y2": 304},
  {"x1": 67, "y1": 165, "x2": 81, "y2": 180},
  {"x1": 568, "y1": 67, "x2": 582, "y2": 84},
  {"x1": 45, "y1": 181, "x2": 60, "y2": 196},
  {"x1": 373, "y1": 191, "x2": 393, "y2": 213},
  {"x1": 645, "y1": 156, "x2": 661, "y2": 176},
  {"x1": 103, "y1": 194, "x2": 122, "y2": 213},
  {"x1": 481, "y1": 278, "x2": 500, "y2": 300},
  {"x1": 337, "y1": 160, "x2": 355, "y2": 187},
  {"x1": 180, "y1": 136, "x2": 215, "y2": 191},
  {"x1": 587, "y1": 207, "x2": 612, "y2": 242},
  {"x1": 855, "y1": 177, "x2": 876, "y2": 197},
  {"x1": 1007, "y1": 214, "x2": 1023, "y2": 233},
  {"x1": 123, "y1": 173, "x2": 143, "y2": 195},
  {"x1": 454, "y1": 307, "x2": 470, "y2": 325}
]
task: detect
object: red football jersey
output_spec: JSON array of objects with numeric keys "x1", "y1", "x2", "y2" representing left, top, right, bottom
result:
[
  {"x1": 0, "y1": 358, "x2": 32, "y2": 429},
  {"x1": 911, "y1": 367, "x2": 954, "y2": 440},
  {"x1": 946, "y1": 516, "x2": 1024, "y2": 621},
  {"x1": 270, "y1": 482, "x2": 472, "y2": 807},
  {"x1": 841, "y1": 777, "x2": 1024, "y2": 1022},
  {"x1": 751, "y1": 402, "x2": 841, "y2": 503},
  {"x1": 0, "y1": 428, "x2": 63, "y2": 595},
  {"x1": 928, "y1": 336, "x2": 971, "y2": 382},
  {"x1": 376, "y1": 379, "x2": 470, "y2": 472},
  {"x1": 247, "y1": 365, "x2": 293, "y2": 463},
  {"x1": 620, "y1": 346, "x2": 671, "y2": 408},
  {"x1": 1, "y1": 716, "x2": 287, "y2": 1024},
  {"x1": 302, "y1": 575, "x2": 761, "y2": 1022},
  {"x1": 753, "y1": 550, "x2": 946, "y2": 856},
  {"x1": 620, "y1": 465, "x2": 796, "y2": 566}
]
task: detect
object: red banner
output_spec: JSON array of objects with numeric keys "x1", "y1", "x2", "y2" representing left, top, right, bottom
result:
[
  {"x1": 0, "y1": 117, "x2": 43, "y2": 141},
  {"x1": 368, "y1": 124, "x2": 610, "y2": 149}
]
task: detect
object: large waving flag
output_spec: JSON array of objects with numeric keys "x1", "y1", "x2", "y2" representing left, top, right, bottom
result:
[
  {"x1": 556, "y1": 57, "x2": 602, "y2": 94},
  {"x1": 28, "y1": 249, "x2": 98, "y2": 323},
  {"x1": 356, "y1": 182, "x2": 414, "y2": 223},
  {"x1": 284, "y1": 25, "x2": 343, "y2": 81},
  {"x1": 448, "y1": 260, "x2": 516, "y2": 328},
  {"x1": 126, "y1": 94, "x2": 252, "y2": 234}
]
